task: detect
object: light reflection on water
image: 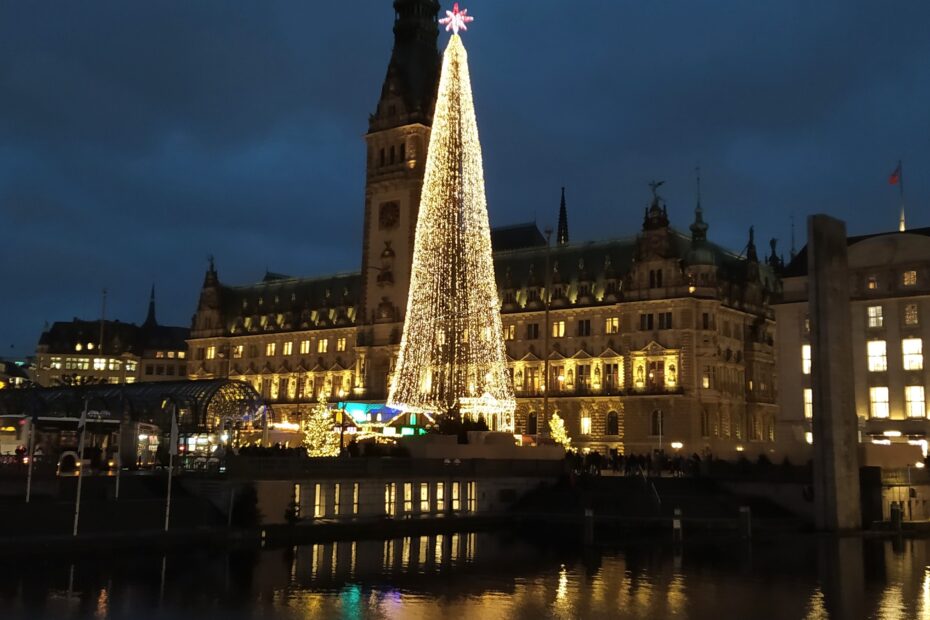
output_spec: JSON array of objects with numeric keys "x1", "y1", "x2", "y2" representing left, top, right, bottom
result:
[{"x1": 2, "y1": 534, "x2": 930, "y2": 619}]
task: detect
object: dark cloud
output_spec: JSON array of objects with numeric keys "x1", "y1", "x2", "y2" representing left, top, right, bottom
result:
[{"x1": 2, "y1": 1, "x2": 929, "y2": 356}]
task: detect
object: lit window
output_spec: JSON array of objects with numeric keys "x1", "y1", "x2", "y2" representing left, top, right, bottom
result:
[
  {"x1": 314, "y1": 484, "x2": 325, "y2": 518},
  {"x1": 352, "y1": 483, "x2": 359, "y2": 515},
  {"x1": 702, "y1": 371, "x2": 710, "y2": 389},
  {"x1": 435, "y1": 482, "x2": 445, "y2": 512},
  {"x1": 333, "y1": 483, "x2": 340, "y2": 516},
  {"x1": 283, "y1": 341, "x2": 293, "y2": 356},
  {"x1": 50, "y1": 357, "x2": 62, "y2": 370},
  {"x1": 232, "y1": 345, "x2": 244, "y2": 359},
  {"x1": 155, "y1": 351, "x2": 165, "y2": 359},
  {"x1": 869, "y1": 387, "x2": 890, "y2": 419},
  {"x1": 337, "y1": 337, "x2": 347, "y2": 352},
  {"x1": 420, "y1": 483, "x2": 430, "y2": 513},
  {"x1": 178, "y1": 351, "x2": 186, "y2": 359},
  {"x1": 384, "y1": 483, "x2": 396, "y2": 516},
  {"x1": 552, "y1": 321, "x2": 565, "y2": 338},
  {"x1": 580, "y1": 416, "x2": 592, "y2": 435},
  {"x1": 503, "y1": 324, "x2": 516, "y2": 340},
  {"x1": 93, "y1": 358, "x2": 106, "y2": 370},
  {"x1": 904, "y1": 270, "x2": 917, "y2": 287},
  {"x1": 300, "y1": 340, "x2": 311, "y2": 355},
  {"x1": 318, "y1": 339, "x2": 329, "y2": 353},
  {"x1": 801, "y1": 345, "x2": 811, "y2": 375},
  {"x1": 905, "y1": 303, "x2": 920, "y2": 326},
  {"x1": 406, "y1": 482, "x2": 416, "y2": 514},
  {"x1": 107, "y1": 359, "x2": 121, "y2": 371},
  {"x1": 168, "y1": 351, "x2": 176, "y2": 359},
  {"x1": 906, "y1": 386, "x2": 926, "y2": 418},
  {"x1": 903, "y1": 338, "x2": 923, "y2": 370},
  {"x1": 867, "y1": 305, "x2": 883, "y2": 328},
  {"x1": 75, "y1": 343, "x2": 83, "y2": 352},
  {"x1": 867, "y1": 276, "x2": 878, "y2": 290},
  {"x1": 265, "y1": 342, "x2": 276, "y2": 357},
  {"x1": 87, "y1": 342, "x2": 94, "y2": 351},
  {"x1": 125, "y1": 361, "x2": 137, "y2": 372},
  {"x1": 867, "y1": 340, "x2": 887, "y2": 372},
  {"x1": 605, "y1": 317, "x2": 619, "y2": 334},
  {"x1": 803, "y1": 388, "x2": 813, "y2": 419},
  {"x1": 125, "y1": 377, "x2": 136, "y2": 384},
  {"x1": 206, "y1": 346, "x2": 216, "y2": 360}
]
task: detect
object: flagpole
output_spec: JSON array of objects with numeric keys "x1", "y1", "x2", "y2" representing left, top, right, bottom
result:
[
  {"x1": 72, "y1": 397, "x2": 89, "y2": 537},
  {"x1": 25, "y1": 414, "x2": 37, "y2": 503},
  {"x1": 164, "y1": 403, "x2": 178, "y2": 532},
  {"x1": 899, "y1": 159, "x2": 906, "y2": 232}
]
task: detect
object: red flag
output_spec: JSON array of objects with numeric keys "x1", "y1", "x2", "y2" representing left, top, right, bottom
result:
[{"x1": 889, "y1": 163, "x2": 901, "y2": 185}]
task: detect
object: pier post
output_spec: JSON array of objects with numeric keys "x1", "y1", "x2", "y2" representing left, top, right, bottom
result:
[{"x1": 672, "y1": 507, "x2": 682, "y2": 543}]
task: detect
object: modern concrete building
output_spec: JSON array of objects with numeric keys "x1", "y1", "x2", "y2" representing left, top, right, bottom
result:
[
  {"x1": 188, "y1": 0, "x2": 781, "y2": 459},
  {"x1": 775, "y1": 226, "x2": 930, "y2": 463}
]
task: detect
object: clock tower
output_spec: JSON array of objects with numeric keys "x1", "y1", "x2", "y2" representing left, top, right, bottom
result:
[{"x1": 358, "y1": 0, "x2": 441, "y2": 398}]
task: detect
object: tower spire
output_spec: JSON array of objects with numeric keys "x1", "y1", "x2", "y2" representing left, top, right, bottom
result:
[
  {"x1": 370, "y1": 0, "x2": 441, "y2": 132},
  {"x1": 143, "y1": 284, "x2": 157, "y2": 327},
  {"x1": 557, "y1": 187, "x2": 569, "y2": 246}
]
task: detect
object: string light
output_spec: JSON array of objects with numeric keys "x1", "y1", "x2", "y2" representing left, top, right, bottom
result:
[
  {"x1": 302, "y1": 396, "x2": 341, "y2": 457},
  {"x1": 548, "y1": 413, "x2": 571, "y2": 449},
  {"x1": 387, "y1": 34, "x2": 515, "y2": 431}
]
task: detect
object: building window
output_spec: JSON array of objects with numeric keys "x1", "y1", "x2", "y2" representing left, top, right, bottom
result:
[
  {"x1": 206, "y1": 346, "x2": 216, "y2": 360},
  {"x1": 337, "y1": 337, "x2": 347, "y2": 352},
  {"x1": 435, "y1": 482, "x2": 445, "y2": 512},
  {"x1": 403, "y1": 482, "x2": 413, "y2": 514},
  {"x1": 702, "y1": 312, "x2": 710, "y2": 330},
  {"x1": 125, "y1": 361, "x2": 137, "y2": 372},
  {"x1": 503, "y1": 324, "x2": 516, "y2": 340},
  {"x1": 232, "y1": 345, "x2": 244, "y2": 359},
  {"x1": 145, "y1": 365, "x2": 154, "y2": 376},
  {"x1": 580, "y1": 416, "x2": 592, "y2": 435},
  {"x1": 467, "y1": 481, "x2": 477, "y2": 512},
  {"x1": 640, "y1": 313, "x2": 654, "y2": 331},
  {"x1": 314, "y1": 484, "x2": 325, "y2": 518},
  {"x1": 265, "y1": 342, "x2": 276, "y2": 357},
  {"x1": 526, "y1": 323, "x2": 539, "y2": 340},
  {"x1": 384, "y1": 483, "x2": 396, "y2": 517},
  {"x1": 903, "y1": 338, "x2": 923, "y2": 370},
  {"x1": 451, "y1": 482, "x2": 461, "y2": 511},
  {"x1": 333, "y1": 483, "x2": 340, "y2": 516},
  {"x1": 300, "y1": 340, "x2": 311, "y2": 355},
  {"x1": 867, "y1": 305, "x2": 883, "y2": 328},
  {"x1": 577, "y1": 319, "x2": 591, "y2": 337},
  {"x1": 352, "y1": 483, "x2": 359, "y2": 515},
  {"x1": 606, "y1": 411, "x2": 619, "y2": 435},
  {"x1": 867, "y1": 276, "x2": 878, "y2": 290},
  {"x1": 804, "y1": 388, "x2": 813, "y2": 419},
  {"x1": 867, "y1": 340, "x2": 887, "y2": 372},
  {"x1": 658, "y1": 312, "x2": 673, "y2": 330},
  {"x1": 552, "y1": 321, "x2": 565, "y2": 338},
  {"x1": 525, "y1": 412, "x2": 537, "y2": 435},
  {"x1": 318, "y1": 339, "x2": 329, "y2": 353},
  {"x1": 93, "y1": 358, "x2": 106, "y2": 371},
  {"x1": 649, "y1": 269, "x2": 663, "y2": 288},
  {"x1": 605, "y1": 317, "x2": 619, "y2": 334},
  {"x1": 420, "y1": 483, "x2": 430, "y2": 513},
  {"x1": 702, "y1": 371, "x2": 710, "y2": 389},
  {"x1": 283, "y1": 341, "x2": 293, "y2": 356},
  {"x1": 178, "y1": 351, "x2": 186, "y2": 359},
  {"x1": 869, "y1": 387, "x2": 890, "y2": 419},
  {"x1": 906, "y1": 386, "x2": 926, "y2": 419},
  {"x1": 904, "y1": 270, "x2": 917, "y2": 287},
  {"x1": 651, "y1": 410, "x2": 663, "y2": 436},
  {"x1": 801, "y1": 345, "x2": 811, "y2": 375},
  {"x1": 905, "y1": 303, "x2": 920, "y2": 326}
]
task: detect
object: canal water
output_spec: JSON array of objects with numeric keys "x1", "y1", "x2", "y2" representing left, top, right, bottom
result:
[{"x1": 1, "y1": 532, "x2": 928, "y2": 619}]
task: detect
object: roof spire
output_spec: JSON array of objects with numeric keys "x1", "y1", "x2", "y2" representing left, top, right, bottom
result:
[
  {"x1": 746, "y1": 226, "x2": 758, "y2": 262},
  {"x1": 557, "y1": 187, "x2": 569, "y2": 246},
  {"x1": 143, "y1": 284, "x2": 157, "y2": 328},
  {"x1": 690, "y1": 167, "x2": 708, "y2": 243}
]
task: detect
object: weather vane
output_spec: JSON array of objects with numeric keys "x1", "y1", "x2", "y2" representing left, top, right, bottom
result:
[{"x1": 439, "y1": 3, "x2": 474, "y2": 35}]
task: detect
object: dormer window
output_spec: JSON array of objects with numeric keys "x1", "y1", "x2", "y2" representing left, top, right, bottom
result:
[
  {"x1": 904, "y1": 270, "x2": 917, "y2": 287},
  {"x1": 867, "y1": 276, "x2": 878, "y2": 290}
]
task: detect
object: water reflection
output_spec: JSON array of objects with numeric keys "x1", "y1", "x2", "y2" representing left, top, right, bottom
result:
[{"x1": 2, "y1": 534, "x2": 930, "y2": 619}]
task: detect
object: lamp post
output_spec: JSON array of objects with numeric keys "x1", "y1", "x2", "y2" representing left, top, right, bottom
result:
[{"x1": 540, "y1": 228, "x2": 553, "y2": 444}]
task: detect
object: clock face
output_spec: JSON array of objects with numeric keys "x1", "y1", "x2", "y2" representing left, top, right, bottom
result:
[{"x1": 379, "y1": 202, "x2": 400, "y2": 230}]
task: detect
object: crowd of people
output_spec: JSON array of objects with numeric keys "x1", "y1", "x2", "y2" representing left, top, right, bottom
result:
[{"x1": 565, "y1": 449, "x2": 708, "y2": 478}]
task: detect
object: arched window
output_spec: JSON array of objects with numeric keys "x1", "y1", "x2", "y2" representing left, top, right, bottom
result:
[
  {"x1": 606, "y1": 411, "x2": 619, "y2": 436},
  {"x1": 526, "y1": 412, "x2": 538, "y2": 436},
  {"x1": 651, "y1": 409, "x2": 664, "y2": 436}
]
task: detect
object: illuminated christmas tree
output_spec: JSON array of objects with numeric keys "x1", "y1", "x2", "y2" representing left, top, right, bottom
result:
[
  {"x1": 548, "y1": 413, "x2": 571, "y2": 449},
  {"x1": 388, "y1": 6, "x2": 515, "y2": 431},
  {"x1": 302, "y1": 396, "x2": 341, "y2": 457}
]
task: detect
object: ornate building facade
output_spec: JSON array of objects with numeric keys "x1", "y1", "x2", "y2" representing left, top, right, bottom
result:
[{"x1": 188, "y1": 0, "x2": 780, "y2": 458}]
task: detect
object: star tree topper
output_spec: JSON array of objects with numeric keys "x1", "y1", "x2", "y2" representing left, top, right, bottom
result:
[{"x1": 439, "y1": 3, "x2": 474, "y2": 35}]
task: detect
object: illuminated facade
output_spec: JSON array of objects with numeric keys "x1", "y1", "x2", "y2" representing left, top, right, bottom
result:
[
  {"x1": 34, "y1": 288, "x2": 189, "y2": 387},
  {"x1": 187, "y1": 0, "x2": 780, "y2": 457},
  {"x1": 775, "y1": 227, "x2": 930, "y2": 460}
]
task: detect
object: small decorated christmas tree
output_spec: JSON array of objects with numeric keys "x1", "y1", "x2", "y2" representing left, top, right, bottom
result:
[
  {"x1": 549, "y1": 413, "x2": 571, "y2": 449},
  {"x1": 302, "y1": 396, "x2": 341, "y2": 457}
]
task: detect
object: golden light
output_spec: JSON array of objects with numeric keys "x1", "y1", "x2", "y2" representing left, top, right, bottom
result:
[{"x1": 387, "y1": 34, "x2": 515, "y2": 430}]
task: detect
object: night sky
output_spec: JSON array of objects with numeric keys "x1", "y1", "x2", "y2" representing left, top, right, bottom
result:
[{"x1": 2, "y1": 1, "x2": 929, "y2": 357}]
